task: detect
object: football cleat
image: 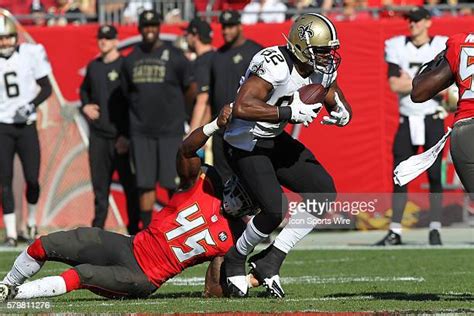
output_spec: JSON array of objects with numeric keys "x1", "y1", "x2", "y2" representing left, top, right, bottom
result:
[
  {"x1": 249, "y1": 262, "x2": 285, "y2": 299},
  {"x1": 248, "y1": 245, "x2": 286, "y2": 298},
  {"x1": 429, "y1": 229, "x2": 442, "y2": 246},
  {"x1": 226, "y1": 275, "x2": 249, "y2": 297},
  {"x1": 18, "y1": 225, "x2": 37, "y2": 244},
  {"x1": 0, "y1": 283, "x2": 17, "y2": 302},
  {"x1": 2, "y1": 237, "x2": 17, "y2": 248},
  {"x1": 223, "y1": 247, "x2": 248, "y2": 298},
  {"x1": 374, "y1": 230, "x2": 402, "y2": 246}
]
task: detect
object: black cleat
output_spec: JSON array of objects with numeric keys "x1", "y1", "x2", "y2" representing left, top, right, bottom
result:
[
  {"x1": 223, "y1": 247, "x2": 248, "y2": 297},
  {"x1": 18, "y1": 226, "x2": 37, "y2": 244},
  {"x1": 0, "y1": 283, "x2": 17, "y2": 302},
  {"x1": 248, "y1": 245, "x2": 286, "y2": 298},
  {"x1": 429, "y1": 229, "x2": 442, "y2": 245},
  {"x1": 2, "y1": 238, "x2": 17, "y2": 248},
  {"x1": 374, "y1": 230, "x2": 402, "y2": 246}
]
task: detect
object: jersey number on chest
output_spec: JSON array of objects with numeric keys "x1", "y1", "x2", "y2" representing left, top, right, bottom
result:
[
  {"x1": 165, "y1": 203, "x2": 217, "y2": 263},
  {"x1": 3, "y1": 72, "x2": 19, "y2": 98}
]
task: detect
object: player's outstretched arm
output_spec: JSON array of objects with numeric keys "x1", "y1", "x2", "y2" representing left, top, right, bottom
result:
[
  {"x1": 232, "y1": 75, "x2": 281, "y2": 123},
  {"x1": 177, "y1": 104, "x2": 233, "y2": 189},
  {"x1": 411, "y1": 54, "x2": 454, "y2": 103}
]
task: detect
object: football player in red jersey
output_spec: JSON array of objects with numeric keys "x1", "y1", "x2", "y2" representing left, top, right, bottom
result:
[
  {"x1": 411, "y1": 33, "x2": 474, "y2": 198},
  {"x1": 0, "y1": 104, "x2": 254, "y2": 301}
]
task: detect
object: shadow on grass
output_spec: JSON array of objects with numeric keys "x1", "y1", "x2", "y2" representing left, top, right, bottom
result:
[{"x1": 327, "y1": 292, "x2": 474, "y2": 302}]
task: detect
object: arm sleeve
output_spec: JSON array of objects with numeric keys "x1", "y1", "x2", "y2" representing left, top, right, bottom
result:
[
  {"x1": 115, "y1": 84, "x2": 130, "y2": 137},
  {"x1": 387, "y1": 62, "x2": 402, "y2": 78},
  {"x1": 247, "y1": 48, "x2": 289, "y2": 88},
  {"x1": 445, "y1": 35, "x2": 461, "y2": 77},
  {"x1": 176, "y1": 51, "x2": 194, "y2": 90},
  {"x1": 120, "y1": 58, "x2": 132, "y2": 104},
  {"x1": 31, "y1": 44, "x2": 52, "y2": 79},
  {"x1": 194, "y1": 57, "x2": 212, "y2": 94},
  {"x1": 79, "y1": 65, "x2": 91, "y2": 107},
  {"x1": 31, "y1": 76, "x2": 52, "y2": 107},
  {"x1": 384, "y1": 38, "x2": 400, "y2": 67}
]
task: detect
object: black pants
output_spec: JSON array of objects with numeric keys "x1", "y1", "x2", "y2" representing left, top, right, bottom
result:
[
  {"x1": 41, "y1": 227, "x2": 156, "y2": 299},
  {"x1": 451, "y1": 118, "x2": 474, "y2": 200},
  {"x1": 225, "y1": 132, "x2": 336, "y2": 235},
  {"x1": 0, "y1": 123, "x2": 40, "y2": 214},
  {"x1": 392, "y1": 115, "x2": 444, "y2": 224},
  {"x1": 89, "y1": 133, "x2": 140, "y2": 234},
  {"x1": 212, "y1": 132, "x2": 234, "y2": 183}
]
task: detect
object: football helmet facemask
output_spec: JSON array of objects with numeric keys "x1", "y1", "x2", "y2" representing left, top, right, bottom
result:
[
  {"x1": 285, "y1": 13, "x2": 341, "y2": 74},
  {"x1": 0, "y1": 14, "x2": 17, "y2": 58},
  {"x1": 222, "y1": 175, "x2": 260, "y2": 218}
]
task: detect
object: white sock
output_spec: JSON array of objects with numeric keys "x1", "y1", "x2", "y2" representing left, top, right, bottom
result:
[
  {"x1": 429, "y1": 221, "x2": 441, "y2": 230},
  {"x1": 389, "y1": 222, "x2": 402, "y2": 235},
  {"x1": 27, "y1": 204, "x2": 37, "y2": 227},
  {"x1": 235, "y1": 218, "x2": 268, "y2": 256},
  {"x1": 15, "y1": 276, "x2": 67, "y2": 299},
  {"x1": 3, "y1": 250, "x2": 44, "y2": 286},
  {"x1": 274, "y1": 210, "x2": 316, "y2": 254},
  {"x1": 4, "y1": 213, "x2": 17, "y2": 239}
]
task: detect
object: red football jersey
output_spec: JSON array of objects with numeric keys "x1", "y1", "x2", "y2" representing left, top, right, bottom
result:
[
  {"x1": 445, "y1": 33, "x2": 474, "y2": 123},
  {"x1": 133, "y1": 167, "x2": 234, "y2": 288}
]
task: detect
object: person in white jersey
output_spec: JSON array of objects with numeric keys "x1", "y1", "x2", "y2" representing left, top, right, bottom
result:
[
  {"x1": 221, "y1": 13, "x2": 352, "y2": 298},
  {"x1": 375, "y1": 7, "x2": 447, "y2": 246},
  {"x1": 0, "y1": 14, "x2": 52, "y2": 247}
]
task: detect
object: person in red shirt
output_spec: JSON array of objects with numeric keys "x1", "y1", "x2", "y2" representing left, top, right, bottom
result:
[
  {"x1": 411, "y1": 32, "x2": 474, "y2": 199},
  {"x1": 0, "y1": 104, "x2": 254, "y2": 301}
]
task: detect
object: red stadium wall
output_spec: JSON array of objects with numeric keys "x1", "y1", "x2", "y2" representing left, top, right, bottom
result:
[{"x1": 23, "y1": 17, "x2": 473, "y2": 197}]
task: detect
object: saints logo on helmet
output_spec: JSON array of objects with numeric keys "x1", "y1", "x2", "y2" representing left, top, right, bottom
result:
[
  {"x1": 285, "y1": 13, "x2": 341, "y2": 74},
  {"x1": 0, "y1": 14, "x2": 17, "y2": 58}
]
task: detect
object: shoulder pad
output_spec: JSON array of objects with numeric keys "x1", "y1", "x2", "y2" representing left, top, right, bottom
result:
[{"x1": 247, "y1": 47, "x2": 290, "y2": 87}]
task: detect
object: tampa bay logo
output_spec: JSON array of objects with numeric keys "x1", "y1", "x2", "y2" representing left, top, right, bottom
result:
[{"x1": 298, "y1": 22, "x2": 314, "y2": 41}]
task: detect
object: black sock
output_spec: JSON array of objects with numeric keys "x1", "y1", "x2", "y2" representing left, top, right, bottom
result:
[
  {"x1": 224, "y1": 246, "x2": 247, "y2": 277},
  {"x1": 140, "y1": 211, "x2": 152, "y2": 229}
]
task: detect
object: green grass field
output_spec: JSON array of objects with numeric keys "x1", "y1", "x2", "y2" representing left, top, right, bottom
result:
[{"x1": 0, "y1": 248, "x2": 473, "y2": 313}]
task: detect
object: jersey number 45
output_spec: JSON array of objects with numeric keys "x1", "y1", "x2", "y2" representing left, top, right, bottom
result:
[{"x1": 165, "y1": 204, "x2": 217, "y2": 263}]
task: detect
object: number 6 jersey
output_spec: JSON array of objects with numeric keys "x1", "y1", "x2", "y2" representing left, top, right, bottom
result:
[
  {"x1": 132, "y1": 166, "x2": 235, "y2": 288},
  {"x1": 445, "y1": 33, "x2": 474, "y2": 123},
  {"x1": 0, "y1": 43, "x2": 52, "y2": 123},
  {"x1": 224, "y1": 46, "x2": 337, "y2": 152}
]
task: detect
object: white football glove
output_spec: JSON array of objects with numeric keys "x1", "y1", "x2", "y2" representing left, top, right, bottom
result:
[
  {"x1": 16, "y1": 103, "x2": 35, "y2": 121},
  {"x1": 322, "y1": 92, "x2": 350, "y2": 127},
  {"x1": 432, "y1": 105, "x2": 448, "y2": 120},
  {"x1": 288, "y1": 91, "x2": 322, "y2": 127}
]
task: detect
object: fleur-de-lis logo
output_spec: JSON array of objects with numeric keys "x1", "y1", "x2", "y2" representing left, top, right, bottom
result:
[
  {"x1": 298, "y1": 22, "x2": 314, "y2": 41},
  {"x1": 250, "y1": 61, "x2": 265, "y2": 76}
]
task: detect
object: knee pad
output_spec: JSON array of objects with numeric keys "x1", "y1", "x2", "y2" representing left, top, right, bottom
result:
[
  {"x1": 26, "y1": 182, "x2": 40, "y2": 204},
  {"x1": 1, "y1": 185, "x2": 14, "y2": 213}
]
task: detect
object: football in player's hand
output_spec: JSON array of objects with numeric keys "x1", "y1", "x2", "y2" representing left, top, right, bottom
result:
[{"x1": 298, "y1": 84, "x2": 327, "y2": 104}]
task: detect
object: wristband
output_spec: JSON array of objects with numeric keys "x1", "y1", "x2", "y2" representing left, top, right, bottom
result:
[
  {"x1": 203, "y1": 118, "x2": 220, "y2": 137},
  {"x1": 278, "y1": 106, "x2": 292, "y2": 121}
]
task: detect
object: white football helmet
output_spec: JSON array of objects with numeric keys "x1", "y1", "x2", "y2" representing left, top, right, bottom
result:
[{"x1": 0, "y1": 14, "x2": 17, "y2": 58}]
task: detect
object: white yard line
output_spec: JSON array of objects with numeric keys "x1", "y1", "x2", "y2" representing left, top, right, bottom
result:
[{"x1": 164, "y1": 275, "x2": 425, "y2": 287}]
